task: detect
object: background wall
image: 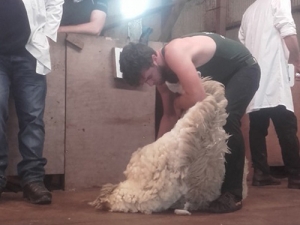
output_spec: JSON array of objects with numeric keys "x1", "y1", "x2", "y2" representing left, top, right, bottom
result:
[
  {"x1": 6, "y1": 0, "x2": 300, "y2": 189},
  {"x1": 64, "y1": 36, "x2": 161, "y2": 190}
]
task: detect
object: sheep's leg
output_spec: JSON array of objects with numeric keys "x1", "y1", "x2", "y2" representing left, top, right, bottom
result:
[{"x1": 174, "y1": 202, "x2": 191, "y2": 216}]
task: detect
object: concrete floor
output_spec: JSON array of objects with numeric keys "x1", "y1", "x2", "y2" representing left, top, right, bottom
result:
[{"x1": 1, "y1": 179, "x2": 299, "y2": 225}]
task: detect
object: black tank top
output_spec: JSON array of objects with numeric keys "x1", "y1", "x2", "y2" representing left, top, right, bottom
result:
[
  {"x1": 60, "y1": 0, "x2": 108, "y2": 26},
  {"x1": 161, "y1": 32, "x2": 254, "y2": 84}
]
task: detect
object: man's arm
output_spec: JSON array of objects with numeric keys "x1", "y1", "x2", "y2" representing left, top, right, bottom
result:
[
  {"x1": 156, "y1": 84, "x2": 179, "y2": 139},
  {"x1": 44, "y1": 0, "x2": 64, "y2": 42},
  {"x1": 58, "y1": 10, "x2": 106, "y2": 36},
  {"x1": 284, "y1": 35, "x2": 300, "y2": 73},
  {"x1": 238, "y1": 20, "x2": 245, "y2": 44},
  {"x1": 164, "y1": 40, "x2": 206, "y2": 112},
  {"x1": 273, "y1": 0, "x2": 300, "y2": 73}
]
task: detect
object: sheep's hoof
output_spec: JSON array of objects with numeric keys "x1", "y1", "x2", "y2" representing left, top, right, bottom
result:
[{"x1": 174, "y1": 209, "x2": 191, "y2": 215}]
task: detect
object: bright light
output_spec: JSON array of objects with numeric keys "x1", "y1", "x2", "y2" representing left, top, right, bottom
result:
[{"x1": 121, "y1": 0, "x2": 149, "y2": 19}]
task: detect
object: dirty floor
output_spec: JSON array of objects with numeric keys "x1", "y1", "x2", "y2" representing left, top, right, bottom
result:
[{"x1": 1, "y1": 179, "x2": 299, "y2": 225}]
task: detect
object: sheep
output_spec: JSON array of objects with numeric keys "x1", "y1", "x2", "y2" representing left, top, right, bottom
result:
[{"x1": 89, "y1": 78, "x2": 248, "y2": 214}]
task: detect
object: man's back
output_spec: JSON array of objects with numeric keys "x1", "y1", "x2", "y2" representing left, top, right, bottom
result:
[{"x1": 239, "y1": 0, "x2": 292, "y2": 65}]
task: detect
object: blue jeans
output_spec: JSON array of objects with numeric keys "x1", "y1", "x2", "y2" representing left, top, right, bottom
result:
[{"x1": 0, "y1": 49, "x2": 47, "y2": 187}]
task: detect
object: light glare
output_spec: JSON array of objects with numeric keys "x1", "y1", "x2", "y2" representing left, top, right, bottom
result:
[{"x1": 121, "y1": 0, "x2": 148, "y2": 18}]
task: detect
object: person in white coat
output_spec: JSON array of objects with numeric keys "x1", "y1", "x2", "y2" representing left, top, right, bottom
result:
[
  {"x1": 0, "y1": 0, "x2": 63, "y2": 204},
  {"x1": 239, "y1": 0, "x2": 300, "y2": 189}
]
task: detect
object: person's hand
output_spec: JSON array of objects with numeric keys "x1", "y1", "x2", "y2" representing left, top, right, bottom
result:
[
  {"x1": 57, "y1": 26, "x2": 63, "y2": 33},
  {"x1": 294, "y1": 59, "x2": 300, "y2": 74}
]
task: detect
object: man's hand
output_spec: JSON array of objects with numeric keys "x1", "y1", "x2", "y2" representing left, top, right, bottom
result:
[
  {"x1": 294, "y1": 59, "x2": 300, "y2": 74},
  {"x1": 285, "y1": 35, "x2": 300, "y2": 73}
]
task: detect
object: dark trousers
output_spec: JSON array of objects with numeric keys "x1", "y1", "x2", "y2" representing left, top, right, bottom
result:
[
  {"x1": 249, "y1": 106, "x2": 300, "y2": 175},
  {"x1": 0, "y1": 49, "x2": 47, "y2": 187},
  {"x1": 221, "y1": 64, "x2": 260, "y2": 201}
]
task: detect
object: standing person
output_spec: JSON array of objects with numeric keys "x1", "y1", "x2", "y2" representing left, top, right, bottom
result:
[
  {"x1": 0, "y1": 0, "x2": 63, "y2": 204},
  {"x1": 239, "y1": 0, "x2": 300, "y2": 189},
  {"x1": 58, "y1": 0, "x2": 108, "y2": 36},
  {"x1": 119, "y1": 32, "x2": 261, "y2": 213}
]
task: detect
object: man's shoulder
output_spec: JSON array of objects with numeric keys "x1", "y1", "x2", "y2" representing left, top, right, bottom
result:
[
  {"x1": 94, "y1": 0, "x2": 108, "y2": 5},
  {"x1": 94, "y1": 0, "x2": 108, "y2": 13}
]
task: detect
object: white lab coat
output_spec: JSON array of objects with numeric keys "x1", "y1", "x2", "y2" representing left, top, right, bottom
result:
[
  {"x1": 239, "y1": 0, "x2": 296, "y2": 113},
  {"x1": 22, "y1": 0, "x2": 63, "y2": 75}
]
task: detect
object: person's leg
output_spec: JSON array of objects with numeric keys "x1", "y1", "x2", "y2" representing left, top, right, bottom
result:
[
  {"x1": 208, "y1": 64, "x2": 260, "y2": 213},
  {"x1": 0, "y1": 55, "x2": 12, "y2": 192},
  {"x1": 249, "y1": 108, "x2": 281, "y2": 186},
  {"x1": 249, "y1": 109, "x2": 270, "y2": 173},
  {"x1": 11, "y1": 50, "x2": 51, "y2": 204},
  {"x1": 271, "y1": 105, "x2": 300, "y2": 189}
]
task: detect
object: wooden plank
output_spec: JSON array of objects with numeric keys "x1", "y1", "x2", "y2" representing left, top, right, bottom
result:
[
  {"x1": 66, "y1": 34, "x2": 84, "y2": 50},
  {"x1": 65, "y1": 35, "x2": 161, "y2": 190},
  {"x1": 159, "y1": 0, "x2": 186, "y2": 42},
  {"x1": 216, "y1": 0, "x2": 227, "y2": 35},
  {"x1": 6, "y1": 34, "x2": 66, "y2": 175}
]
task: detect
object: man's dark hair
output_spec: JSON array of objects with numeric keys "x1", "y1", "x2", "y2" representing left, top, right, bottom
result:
[{"x1": 119, "y1": 42, "x2": 156, "y2": 86}]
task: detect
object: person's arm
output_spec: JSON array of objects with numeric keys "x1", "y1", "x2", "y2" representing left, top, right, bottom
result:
[
  {"x1": 273, "y1": 0, "x2": 300, "y2": 73},
  {"x1": 156, "y1": 84, "x2": 179, "y2": 139},
  {"x1": 238, "y1": 17, "x2": 245, "y2": 44},
  {"x1": 284, "y1": 35, "x2": 300, "y2": 73},
  {"x1": 164, "y1": 40, "x2": 206, "y2": 112},
  {"x1": 44, "y1": 0, "x2": 64, "y2": 42},
  {"x1": 58, "y1": 10, "x2": 106, "y2": 36}
]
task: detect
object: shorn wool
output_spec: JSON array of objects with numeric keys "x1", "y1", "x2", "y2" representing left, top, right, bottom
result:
[{"x1": 90, "y1": 78, "x2": 248, "y2": 214}]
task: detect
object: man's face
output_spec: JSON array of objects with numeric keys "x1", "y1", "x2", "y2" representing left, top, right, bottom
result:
[
  {"x1": 140, "y1": 65, "x2": 164, "y2": 86},
  {"x1": 140, "y1": 53, "x2": 165, "y2": 86}
]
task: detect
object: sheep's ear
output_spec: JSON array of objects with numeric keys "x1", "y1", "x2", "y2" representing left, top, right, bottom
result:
[
  {"x1": 90, "y1": 199, "x2": 112, "y2": 211},
  {"x1": 101, "y1": 201, "x2": 112, "y2": 211}
]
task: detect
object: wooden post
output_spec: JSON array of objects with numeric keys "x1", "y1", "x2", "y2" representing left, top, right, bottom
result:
[
  {"x1": 159, "y1": 0, "x2": 187, "y2": 42},
  {"x1": 216, "y1": 0, "x2": 227, "y2": 35}
]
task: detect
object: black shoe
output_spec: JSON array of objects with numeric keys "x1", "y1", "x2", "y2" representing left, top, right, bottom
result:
[
  {"x1": 252, "y1": 169, "x2": 281, "y2": 186},
  {"x1": 288, "y1": 174, "x2": 300, "y2": 189},
  {"x1": 206, "y1": 192, "x2": 242, "y2": 213},
  {"x1": 23, "y1": 182, "x2": 52, "y2": 204}
]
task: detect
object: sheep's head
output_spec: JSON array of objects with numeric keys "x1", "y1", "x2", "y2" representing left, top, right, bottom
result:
[{"x1": 89, "y1": 183, "x2": 118, "y2": 211}]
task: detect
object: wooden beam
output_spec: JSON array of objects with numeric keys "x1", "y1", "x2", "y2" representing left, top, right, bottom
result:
[
  {"x1": 158, "y1": 0, "x2": 188, "y2": 42},
  {"x1": 216, "y1": 0, "x2": 227, "y2": 35}
]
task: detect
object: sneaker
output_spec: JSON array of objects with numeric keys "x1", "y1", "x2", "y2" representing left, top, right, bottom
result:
[
  {"x1": 206, "y1": 192, "x2": 242, "y2": 213},
  {"x1": 288, "y1": 174, "x2": 300, "y2": 189},
  {"x1": 252, "y1": 168, "x2": 281, "y2": 186},
  {"x1": 23, "y1": 181, "x2": 52, "y2": 204}
]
